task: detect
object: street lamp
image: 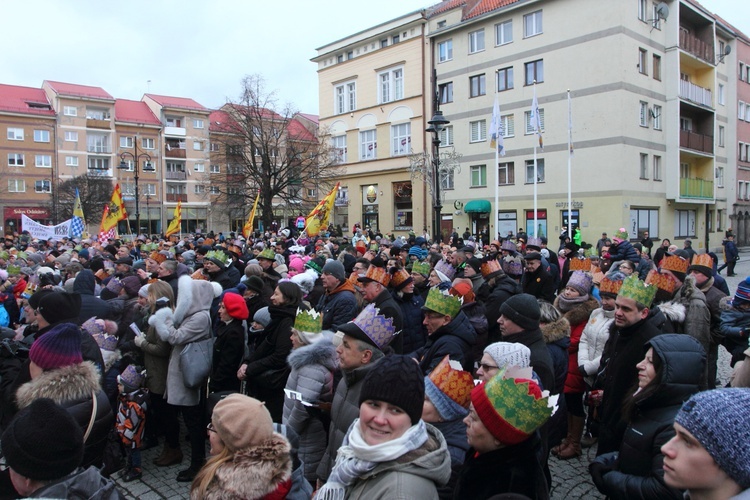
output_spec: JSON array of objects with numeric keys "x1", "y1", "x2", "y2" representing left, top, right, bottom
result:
[
  {"x1": 119, "y1": 136, "x2": 154, "y2": 236},
  {"x1": 426, "y1": 110, "x2": 450, "y2": 243}
]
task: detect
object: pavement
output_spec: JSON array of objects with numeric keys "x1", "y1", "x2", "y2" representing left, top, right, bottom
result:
[{"x1": 114, "y1": 250, "x2": 750, "y2": 499}]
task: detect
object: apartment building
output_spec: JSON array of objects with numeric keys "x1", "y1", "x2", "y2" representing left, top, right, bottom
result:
[
  {"x1": 0, "y1": 84, "x2": 56, "y2": 232},
  {"x1": 314, "y1": 10, "x2": 430, "y2": 235},
  {"x1": 423, "y1": 0, "x2": 736, "y2": 250},
  {"x1": 734, "y1": 34, "x2": 750, "y2": 244}
]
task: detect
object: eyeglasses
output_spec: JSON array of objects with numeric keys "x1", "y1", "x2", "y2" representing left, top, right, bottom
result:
[
  {"x1": 206, "y1": 422, "x2": 216, "y2": 433},
  {"x1": 478, "y1": 362, "x2": 499, "y2": 372}
]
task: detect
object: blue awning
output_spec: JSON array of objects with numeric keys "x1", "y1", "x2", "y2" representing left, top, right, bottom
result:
[{"x1": 464, "y1": 199, "x2": 492, "y2": 213}]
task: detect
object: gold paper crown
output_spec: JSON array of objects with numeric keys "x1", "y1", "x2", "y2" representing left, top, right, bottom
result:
[
  {"x1": 599, "y1": 274, "x2": 624, "y2": 295},
  {"x1": 428, "y1": 356, "x2": 474, "y2": 408},
  {"x1": 150, "y1": 251, "x2": 167, "y2": 264},
  {"x1": 359, "y1": 266, "x2": 390, "y2": 287},
  {"x1": 645, "y1": 269, "x2": 677, "y2": 294},
  {"x1": 389, "y1": 268, "x2": 411, "y2": 289},
  {"x1": 660, "y1": 254, "x2": 689, "y2": 274},
  {"x1": 480, "y1": 259, "x2": 503, "y2": 278},
  {"x1": 618, "y1": 274, "x2": 657, "y2": 306},
  {"x1": 411, "y1": 261, "x2": 431, "y2": 276},
  {"x1": 294, "y1": 308, "x2": 323, "y2": 334},
  {"x1": 569, "y1": 258, "x2": 592, "y2": 272},
  {"x1": 690, "y1": 253, "x2": 713, "y2": 270},
  {"x1": 257, "y1": 248, "x2": 276, "y2": 261},
  {"x1": 423, "y1": 287, "x2": 462, "y2": 318},
  {"x1": 351, "y1": 303, "x2": 396, "y2": 349}
]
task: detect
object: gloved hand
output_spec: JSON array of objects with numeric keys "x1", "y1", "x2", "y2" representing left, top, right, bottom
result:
[
  {"x1": 133, "y1": 335, "x2": 145, "y2": 348},
  {"x1": 589, "y1": 452, "x2": 618, "y2": 492},
  {"x1": 579, "y1": 364, "x2": 587, "y2": 375}
]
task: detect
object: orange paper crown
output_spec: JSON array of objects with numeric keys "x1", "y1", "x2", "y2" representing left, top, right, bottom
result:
[
  {"x1": 690, "y1": 253, "x2": 713, "y2": 270},
  {"x1": 389, "y1": 268, "x2": 411, "y2": 289},
  {"x1": 569, "y1": 258, "x2": 592, "y2": 272},
  {"x1": 481, "y1": 259, "x2": 503, "y2": 278},
  {"x1": 645, "y1": 269, "x2": 677, "y2": 293},
  {"x1": 599, "y1": 274, "x2": 624, "y2": 295},
  {"x1": 660, "y1": 255, "x2": 689, "y2": 274},
  {"x1": 358, "y1": 265, "x2": 390, "y2": 287},
  {"x1": 427, "y1": 356, "x2": 474, "y2": 409}
]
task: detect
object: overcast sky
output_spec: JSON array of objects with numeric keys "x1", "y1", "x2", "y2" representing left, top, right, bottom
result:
[{"x1": 1, "y1": 0, "x2": 747, "y2": 116}]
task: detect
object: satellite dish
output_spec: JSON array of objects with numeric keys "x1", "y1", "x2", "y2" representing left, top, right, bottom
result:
[
  {"x1": 724, "y1": 45, "x2": 732, "y2": 56},
  {"x1": 655, "y1": 2, "x2": 670, "y2": 21}
]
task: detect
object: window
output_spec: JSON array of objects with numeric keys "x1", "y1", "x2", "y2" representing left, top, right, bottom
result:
[
  {"x1": 437, "y1": 20, "x2": 446, "y2": 28},
  {"x1": 717, "y1": 166, "x2": 724, "y2": 187},
  {"x1": 380, "y1": 39, "x2": 388, "y2": 48},
  {"x1": 653, "y1": 54, "x2": 661, "y2": 80},
  {"x1": 470, "y1": 120, "x2": 487, "y2": 142},
  {"x1": 64, "y1": 131, "x2": 78, "y2": 142},
  {"x1": 86, "y1": 108, "x2": 109, "y2": 120},
  {"x1": 741, "y1": 142, "x2": 748, "y2": 162},
  {"x1": 523, "y1": 10, "x2": 543, "y2": 37},
  {"x1": 165, "y1": 117, "x2": 182, "y2": 127},
  {"x1": 630, "y1": 208, "x2": 659, "y2": 239},
  {"x1": 639, "y1": 48, "x2": 648, "y2": 74},
  {"x1": 88, "y1": 157, "x2": 110, "y2": 171},
  {"x1": 719, "y1": 126, "x2": 725, "y2": 147},
  {"x1": 439, "y1": 125, "x2": 454, "y2": 146},
  {"x1": 439, "y1": 82, "x2": 453, "y2": 104},
  {"x1": 525, "y1": 159, "x2": 545, "y2": 183},
  {"x1": 210, "y1": 164, "x2": 220, "y2": 173},
  {"x1": 87, "y1": 133, "x2": 109, "y2": 153},
  {"x1": 640, "y1": 153, "x2": 649, "y2": 179},
  {"x1": 496, "y1": 20, "x2": 512, "y2": 45},
  {"x1": 193, "y1": 119, "x2": 204, "y2": 129},
  {"x1": 119, "y1": 136, "x2": 133, "y2": 148},
  {"x1": 35, "y1": 180, "x2": 51, "y2": 193},
  {"x1": 379, "y1": 67, "x2": 404, "y2": 103},
  {"x1": 524, "y1": 109, "x2": 545, "y2": 133},
  {"x1": 497, "y1": 67, "x2": 514, "y2": 91},
  {"x1": 63, "y1": 106, "x2": 77, "y2": 116},
  {"x1": 470, "y1": 165, "x2": 487, "y2": 187},
  {"x1": 209, "y1": 186, "x2": 220, "y2": 194},
  {"x1": 7, "y1": 128, "x2": 23, "y2": 141},
  {"x1": 653, "y1": 155, "x2": 662, "y2": 180},
  {"x1": 391, "y1": 123, "x2": 411, "y2": 156},
  {"x1": 440, "y1": 169, "x2": 454, "y2": 190},
  {"x1": 469, "y1": 29, "x2": 485, "y2": 53},
  {"x1": 524, "y1": 60, "x2": 543, "y2": 85},
  {"x1": 639, "y1": 101, "x2": 648, "y2": 127},
  {"x1": 35, "y1": 155, "x2": 51, "y2": 168},
  {"x1": 438, "y1": 40, "x2": 453, "y2": 62},
  {"x1": 718, "y1": 83, "x2": 725, "y2": 105},
  {"x1": 470, "y1": 74, "x2": 486, "y2": 97},
  {"x1": 337, "y1": 54, "x2": 343, "y2": 63},
  {"x1": 193, "y1": 141, "x2": 203, "y2": 151},
  {"x1": 360, "y1": 130, "x2": 377, "y2": 160},
  {"x1": 306, "y1": 188, "x2": 316, "y2": 198},
  {"x1": 393, "y1": 181, "x2": 413, "y2": 230},
  {"x1": 501, "y1": 114, "x2": 515, "y2": 137},
  {"x1": 335, "y1": 81, "x2": 356, "y2": 114},
  {"x1": 142, "y1": 138, "x2": 155, "y2": 149},
  {"x1": 675, "y1": 210, "x2": 696, "y2": 237},
  {"x1": 331, "y1": 135, "x2": 347, "y2": 164},
  {"x1": 65, "y1": 156, "x2": 79, "y2": 167},
  {"x1": 33, "y1": 130, "x2": 50, "y2": 142},
  {"x1": 392, "y1": 34, "x2": 400, "y2": 44},
  {"x1": 210, "y1": 142, "x2": 219, "y2": 152},
  {"x1": 653, "y1": 105, "x2": 662, "y2": 130},
  {"x1": 194, "y1": 163, "x2": 205, "y2": 173},
  {"x1": 194, "y1": 185, "x2": 205, "y2": 194},
  {"x1": 8, "y1": 153, "x2": 24, "y2": 167},
  {"x1": 8, "y1": 179, "x2": 25, "y2": 193},
  {"x1": 498, "y1": 162, "x2": 515, "y2": 185}
]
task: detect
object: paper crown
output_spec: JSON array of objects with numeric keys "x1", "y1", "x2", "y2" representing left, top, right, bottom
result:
[
  {"x1": 690, "y1": 253, "x2": 713, "y2": 270},
  {"x1": 569, "y1": 258, "x2": 592, "y2": 272},
  {"x1": 350, "y1": 303, "x2": 396, "y2": 349},
  {"x1": 619, "y1": 274, "x2": 657, "y2": 306},
  {"x1": 614, "y1": 228, "x2": 628, "y2": 240},
  {"x1": 411, "y1": 261, "x2": 431, "y2": 277},
  {"x1": 660, "y1": 254, "x2": 689, "y2": 274},
  {"x1": 584, "y1": 247, "x2": 598, "y2": 258},
  {"x1": 423, "y1": 287, "x2": 463, "y2": 318},
  {"x1": 502, "y1": 256, "x2": 523, "y2": 277},
  {"x1": 599, "y1": 274, "x2": 624, "y2": 295},
  {"x1": 479, "y1": 258, "x2": 502, "y2": 278},
  {"x1": 645, "y1": 269, "x2": 678, "y2": 294},
  {"x1": 501, "y1": 240, "x2": 517, "y2": 252},
  {"x1": 591, "y1": 269, "x2": 605, "y2": 285},
  {"x1": 294, "y1": 308, "x2": 323, "y2": 334},
  {"x1": 191, "y1": 269, "x2": 209, "y2": 281},
  {"x1": 92, "y1": 333, "x2": 118, "y2": 352},
  {"x1": 6, "y1": 264, "x2": 20, "y2": 276},
  {"x1": 434, "y1": 259, "x2": 456, "y2": 280},
  {"x1": 427, "y1": 355, "x2": 473, "y2": 409},
  {"x1": 359, "y1": 265, "x2": 390, "y2": 287},
  {"x1": 118, "y1": 364, "x2": 145, "y2": 389},
  {"x1": 227, "y1": 244, "x2": 243, "y2": 256},
  {"x1": 205, "y1": 250, "x2": 231, "y2": 267},
  {"x1": 389, "y1": 268, "x2": 412, "y2": 290},
  {"x1": 526, "y1": 237, "x2": 542, "y2": 249},
  {"x1": 149, "y1": 250, "x2": 167, "y2": 264},
  {"x1": 257, "y1": 248, "x2": 276, "y2": 261}
]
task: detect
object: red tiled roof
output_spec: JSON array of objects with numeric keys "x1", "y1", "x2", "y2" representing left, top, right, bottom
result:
[
  {"x1": 0, "y1": 84, "x2": 55, "y2": 116},
  {"x1": 464, "y1": 0, "x2": 520, "y2": 20},
  {"x1": 44, "y1": 80, "x2": 113, "y2": 100},
  {"x1": 296, "y1": 113, "x2": 319, "y2": 125},
  {"x1": 427, "y1": 0, "x2": 466, "y2": 18},
  {"x1": 223, "y1": 103, "x2": 284, "y2": 121},
  {"x1": 114, "y1": 99, "x2": 161, "y2": 125},
  {"x1": 209, "y1": 109, "x2": 239, "y2": 134},
  {"x1": 287, "y1": 118, "x2": 316, "y2": 142},
  {"x1": 144, "y1": 94, "x2": 208, "y2": 112}
]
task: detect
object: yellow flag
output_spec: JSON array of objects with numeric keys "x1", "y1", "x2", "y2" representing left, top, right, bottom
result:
[
  {"x1": 101, "y1": 184, "x2": 127, "y2": 231},
  {"x1": 305, "y1": 182, "x2": 339, "y2": 237},
  {"x1": 243, "y1": 193, "x2": 260, "y2": 238},
  {"x1": 165, "y1": 201, "x2": 182, "y2": 237}
]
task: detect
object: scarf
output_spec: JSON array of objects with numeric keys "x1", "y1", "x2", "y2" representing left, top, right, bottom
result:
[
  {"x1": 557, "y1": 293, "x2": 589, "y2": 312},
  {"x1": 316, "y1": 419, "x2": 428, "y2": 500}
]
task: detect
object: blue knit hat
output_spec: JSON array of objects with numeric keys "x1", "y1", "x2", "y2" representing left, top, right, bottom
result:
[
  {"x1": 732, "y1": 277, "x2": 750, "y2": 306},
  {"x1": 674, "y1": 388, "x2": 750, "y2": 489}
]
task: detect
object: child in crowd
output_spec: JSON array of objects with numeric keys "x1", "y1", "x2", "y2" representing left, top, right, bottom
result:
[
  {"x1": 719, "y1": 277, "x2": 750, "y2": 366},
  {"x1": 116, "y1": 365, "x2": 149, "y2": 482}
]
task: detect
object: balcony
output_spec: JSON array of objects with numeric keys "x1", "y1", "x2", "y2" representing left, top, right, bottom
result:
[
  {"x1": 680, "y1": 177, "x2": 714, "y2": 199},
  {"x1": 680, "y1": 130, "x2": 713, "y2": 154},
  {"x1": 86, "y1": 118, "x2": 111, "y2": 129},
  {"x1": 87, "y1": 145, "x2": 112, "y2": 154},
  {"x1": 166, "y1": 171, "x2": 187, "y2": 181},
  {"x1": 680, "y1": 81, "x2": 712, "y2": 108},
  {"x1": 165, "y1": 144, "x2": 186, "y2": 158},
  {"x1": 679, "y1": 30, "x2": 714, "y2": 64},
  {"x1": 164, "y1": 126, "x2": 186, "y2": 137},
  {"x1": 166, "y1": 193, "x2": 187, "y2": 202}
]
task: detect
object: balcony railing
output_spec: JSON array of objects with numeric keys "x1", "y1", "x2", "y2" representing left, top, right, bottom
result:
[
  {"x1": 166, "y1": 193, "x2": 187, "y2": 202},
  {"x1": 165, "y1": 148, "x2": 186, "y2": 159},
  {"x1": 680, "y1": 177, "x2": 714, "y2": 199},
  {"x1": 680, "y1": 80, "x2": 713, "y2": 107},
  {"x1": 679, "y1": 30, "x2": 714, "y2": 64},
  {"x1": 165, "y1": 171, "x2": 187, "y2": 181},
  {"x1": 87, "y1": 145, "x2": 112, "y2": 153},
  {"x1": 164, "y1": 126, "x2": 186, "y2": 137},
  {"x1": 679, "y1": 130, "x2": 714, "y2": 154},
  {"x1": 86, "y1": 118, "x2": 111, "y2": 129}
]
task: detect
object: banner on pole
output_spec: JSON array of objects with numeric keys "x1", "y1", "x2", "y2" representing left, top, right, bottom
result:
[{"x1": 21, "y1": 215, "x2": 72, "y2": 240}]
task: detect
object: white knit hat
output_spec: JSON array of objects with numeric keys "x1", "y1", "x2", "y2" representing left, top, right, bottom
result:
[{"x1": 484, "y1": 342, "x2": 531, "y2": 369}]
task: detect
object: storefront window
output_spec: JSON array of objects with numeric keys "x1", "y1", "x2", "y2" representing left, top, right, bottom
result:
[
  {"x1": 393, "y1": 181, "x2": 412, "y2": 230},
  {"x1": 525, "y1": 209, "x2": 547, "y2": 238}
]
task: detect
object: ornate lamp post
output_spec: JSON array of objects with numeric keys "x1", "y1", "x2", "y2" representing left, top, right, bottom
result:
[{"x1": 118, "y1": 136, "x2": 154, "y2": 235}]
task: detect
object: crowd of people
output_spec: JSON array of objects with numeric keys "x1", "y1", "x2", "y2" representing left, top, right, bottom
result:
[{"x1": 0, "y1": 224, "x2": 747, "y2": 499}]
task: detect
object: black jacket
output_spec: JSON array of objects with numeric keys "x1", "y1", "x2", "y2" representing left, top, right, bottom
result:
[
  {"x1": 502, "y1": 327, "x2": 555, "y2": 392},
  {"x1": 413, "y1": 311, "x2": 477, "y2": 374},
  {"x1": 210, "y1": 319, "x2": 246, "y2": 393},
  {"x1": 73, "y1": 270, "x2": 114, "y2": 323},
  {"x1": 485, "y1": 274, "x2": 521, "y2": 344},
  {"x1": 522, "y1": 267, "x2": 556, "y2": 303},
  {"x1": 371, "y1": 289, "x2": 404, "y2": 354}
]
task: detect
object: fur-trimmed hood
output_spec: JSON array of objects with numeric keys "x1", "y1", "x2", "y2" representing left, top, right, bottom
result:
[
  {"x1": 541, "y1": 315, "x2": 571, "y2": 344},
  {"x1": 198, "y1": 433, "x2": 292, "y2": 500},
  {"x1": 286, "y1": 334, "x2": 338, "y2": 372},
  {"x1": 656, "y1": 301, "x2": 687, "y2": 323},
  {"x1": 173, "y1": 275, "x2": 222, "y2": 326},
  {"x1": 554, "y1": 296, "x2": 600, "y2": 327},
  {"x1": 16, "y1": 361, "x2": 100, "y2": 409}
]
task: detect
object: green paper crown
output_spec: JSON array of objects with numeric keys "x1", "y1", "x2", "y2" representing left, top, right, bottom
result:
[
  {"x1": 584, "y1": 246, "x2": 598, "y2": 258},
  {"x1": 257, "y1": 248, "x2": 276, "y2": 261},
  {"x1": 423, "y1": 287, "x2": 462, "y2": 318},
  {"x1": 205, "y1": 250, "x2": 230, "y2": 266},
  {"x1": 6, "y1": 265, "x2": 21, "y2": 276},
  {"x1": 618, "y1": 274, "x2": 656, "y2": 307},
  {"x1": 412, "y1": 261, "x2": 431, "y2": 276},
  {"x1": 0, "y1": 251, "x2": 8, "y2": 260},
  {"x1": 614, "y1": 227, "x2": 628, "y2": 240},
  {"x1": 16, "y1": 252, "x2": 27, "y2": 260},
  {"x1": 294, "y1": 308, "x2": 323, "y2": 334},
  {"x1": 484, "y1": 373, "x2": 552, "y2": 436}
]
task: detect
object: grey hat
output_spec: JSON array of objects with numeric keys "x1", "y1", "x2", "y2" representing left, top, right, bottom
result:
[
  {"x1": 322, "y1": 260, "x2": 346, "y2": 282},
  {"x1": 484, "y1": 342, "x2": 531, "y2": 369},
  {"x1": 252, "y1": 307, "x2": 272, "y2": 328},
  {"x1": 499, "y1": 294, "x2": 541, "y2": 331}
]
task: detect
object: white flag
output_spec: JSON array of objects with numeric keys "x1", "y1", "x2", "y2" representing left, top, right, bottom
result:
[
  {"x1": 531, "y1": 85, "x2": 543, "y2": 149},
  {"x1": 489, "y1": 93, "x2": 505, "y2": 157}
]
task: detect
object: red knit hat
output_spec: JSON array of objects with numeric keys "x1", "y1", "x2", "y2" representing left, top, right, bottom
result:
[
  {"x1": 222, "y1": 292, "x2": 249, "y2": 320},
  {"x1": 29, "y1": 323, "x2": 83, "y2": 371}
]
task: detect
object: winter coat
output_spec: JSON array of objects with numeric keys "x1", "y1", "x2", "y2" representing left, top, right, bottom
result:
[
  {"x1": 720, "y1": 297, "x2": 750, "y2": 366},
  {"x1": 502, "y1": 327, "x2": 555, "y2": 393},
  {"x1": 433, "y1": 418, "x2": 470, "y2": 500},
  {"x1": 150, "y1": 276, "x2": 222, "y2": 406},
  {"x1": 453, "y1": 433, "x2": 549, "y2": 500},
  {"x1": 315, "y1": 280, "x2": 359, "y2": 332},
  {"x1": 282, "y1": 337, "x2": 337, "y2": 484},
  {"x1": 607, "y1": 240, "x2": 640, "y2": 265},
  {"x1": 522, "y1": 267, "x2": 556, "y2": 303},
  {"x1": 208, "y1": 267, "x2": 234, "y2": 291},
  {"x1": 485, "y1": 274, "x2": 522, "y2": 344},
  {"x1": 555, "y1": 297, "x2": 600, "y2": 394},
  {"x1": 593, "y1": 334, "x2": 705, "y2": 500},
  {"x1": 16, "y1": 361, "x2": 113, "y2": 469},
  {"x1": 724, "y1": 239, "x2": 739, "y2": 262},
  {"x1": 393, "y1": 290, "x2": 428, "y2": 354},
  {"x1": 371, "y1": 288, "x2": 404, "y2": 353},
  {"x1": 74, "y1": 270, "x2": 114, "y2": 322},
  {"x1": 30, "y1": 466, "x2": 124, "y2": 500},
  {"x1": 209, "y1": 319, "x2": 245, "y2": 394},
  {"x1": 138, "y1": 320, "x2": 171, "y2": 395},
  {"x1": 316, "y1": 359, "x2": 381, "y2": 482},
  {"x1": 540, "y1": 315, "x2": 570, "y2": 397},
  {"x1": 462, "y1": 301, "x2": 488, "y2": 365},
  {"x1": 345, "y1": 423, "x2": 452, "y2": 500},
  {"x1": 191, "y1": 433, "x2": 292, "y2": 500},
  {"x1": 578, "y1": 307, "x2": 615, "y2": 385},
  {"x1": 413, "y1": 311, "x2": 477, "y2": 374},
  {"x1": 658, "y1": 276, "x2": 711, "y2": 359}
]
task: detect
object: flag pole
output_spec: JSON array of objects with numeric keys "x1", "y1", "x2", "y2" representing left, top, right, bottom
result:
[
  {"x1": 494, "y1": 70, "x2": 500, "y2": 243},
  {"x1": 533, "y1": 81, "x2": 538, "y2": 238},
  {"x1": 567, "y1": 89, "x2": 573, "y2": 236}
]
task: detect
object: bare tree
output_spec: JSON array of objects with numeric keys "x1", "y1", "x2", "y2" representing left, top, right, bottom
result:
[
  {"x1": 54, "y1": 175, "x2": 114, "y2": 225},
  {"x1": 207, "y1": 74, "x2": 342, "y2": 231}
]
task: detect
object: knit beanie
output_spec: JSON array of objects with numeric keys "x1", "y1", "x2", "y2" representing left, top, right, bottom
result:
[
  {"x1": 36, "y1": 292, "x2": 82, "y2": 325},
  {"x1": 28, "y1": 288, "x2": 54, "y2": 311},
  {"x1": 484, "y1": 342, "x2": 531, "y2": 369},
  {"x1": 322, "y1": 260, "x2": 346, "y2": 282},
  {"x1": 212, "y1": 394, "x2": 274, "y2": 452},
  {"x1": 1, "y1": 398, "x2": 84, "y2": 480},
  {"x1": 120, "y1": 275, "x2": 142, "y2": 299},
  {"x1": 424, "y1": 356, "x2": 473, "y2": 421},
  {"x1": 305, "y1": 256, "x2": 326, "y2": 276},
  {"x1": 733, "y1": 278, "x2": 750, "y2": 306},
  {"x1": 465, "y1": 257, "x2": 482, "y2": 274},
  {"x1": 29, "y1": 322, "x2": 83, "y2": 371},
  {"x1": 566, "y1": 271, "x2": 592, "y2": 296},
  {"x1": 222, "y1": 292, "x2": 249, "y2": 321},
  {"x1": 674, "y1": 388, "x2": 750, "y2": 489},
  {"x1": 245, "y1": 275, "x2": 264, "y2": 294},
  {"x1": 138, "y1": 284, "x2": 150, "y2": 299},
  {"x1": 252, "y1": 307, "x2": 272, "y2": 328},
  {"x1": 359, "y1": 355, "x2": 424, "y2": 425},
  {"x1": 499, "y1": 294, "x2": 541, "y2": 331}
]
